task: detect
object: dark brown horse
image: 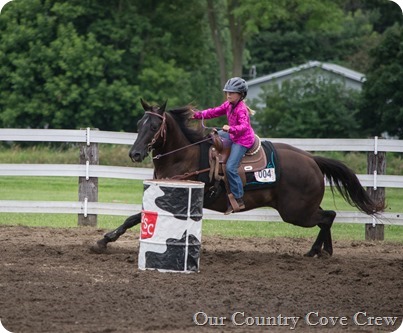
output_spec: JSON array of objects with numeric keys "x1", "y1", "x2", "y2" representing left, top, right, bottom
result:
[{"x1": 92, "y1": 100, "x2": 384, "y2": 256}]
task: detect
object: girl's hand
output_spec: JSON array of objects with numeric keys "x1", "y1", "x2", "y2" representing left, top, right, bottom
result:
[
  {"x1": 190, "y1": 109, "x2": 198, "y2": 119},
  {"x1": 222, "y1": 125, "x2": 230, "y2": 132}
]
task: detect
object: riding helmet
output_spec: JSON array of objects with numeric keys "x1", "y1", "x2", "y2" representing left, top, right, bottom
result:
[{"x1": 223, "y1": 77, "x2": 248, "y2": 98}]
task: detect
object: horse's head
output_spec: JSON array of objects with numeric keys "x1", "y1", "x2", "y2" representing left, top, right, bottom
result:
[{"x1": 129, "y1": 99, "x2": 167, "y2": 162}]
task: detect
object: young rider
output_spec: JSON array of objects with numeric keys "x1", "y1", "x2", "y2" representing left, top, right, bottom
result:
[{"x1": 192, "y1": 77, "x2": 255, "y2": 214}]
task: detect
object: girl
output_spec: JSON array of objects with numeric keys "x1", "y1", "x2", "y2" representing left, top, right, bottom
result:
[{"x1": 192, "y1": 77, "x2": 255, "y2": 214}]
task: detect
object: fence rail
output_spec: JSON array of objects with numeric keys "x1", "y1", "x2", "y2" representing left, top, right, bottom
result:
[
  {"x1": 0, "y1": 201, "x2": 401, "y2": 225},
  {"x1": 0, "y1": 164, "x2": 154, "y2": 180},
  {"x1": 0, "y1": 128, "x2": 402, "y2": 226},
  {"x1": 2, "y1": 128, "x2": 403, "y2": 152},
  {"x1": 0, "y1": 164, "x2": 402, "y2": 187}
]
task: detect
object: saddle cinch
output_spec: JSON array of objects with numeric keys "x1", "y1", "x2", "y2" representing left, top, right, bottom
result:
[{"x1": 208, "y1": 132, "x2": 267, "y2": 186}]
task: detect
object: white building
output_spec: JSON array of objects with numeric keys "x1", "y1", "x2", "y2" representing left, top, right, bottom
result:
[{"x1": 246, "y1": 61, "x2": 366, "y2": 104}]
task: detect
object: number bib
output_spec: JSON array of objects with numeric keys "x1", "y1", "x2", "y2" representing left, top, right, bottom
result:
[{"x1": 254, "y1": 168, "x2": 276, "y2": 183}]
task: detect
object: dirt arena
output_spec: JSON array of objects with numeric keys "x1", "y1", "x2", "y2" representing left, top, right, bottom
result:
[{"x1": 0, "y1": 225, "x2": 402, "y2": 333}]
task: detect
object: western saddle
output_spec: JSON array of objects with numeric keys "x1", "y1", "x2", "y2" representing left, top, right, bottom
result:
[{"x1": 208, "y1": 131, "x2": 267, "y2": 212}]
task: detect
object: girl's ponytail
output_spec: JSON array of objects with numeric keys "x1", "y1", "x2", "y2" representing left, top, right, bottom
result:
[{"x1": 247, "y1": 106, "x2": 256, "y2": 116}]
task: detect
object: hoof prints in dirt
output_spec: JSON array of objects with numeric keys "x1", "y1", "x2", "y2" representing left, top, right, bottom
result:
[{"x1": 1, "y1": 226, "x2": 402, "y2": 332}]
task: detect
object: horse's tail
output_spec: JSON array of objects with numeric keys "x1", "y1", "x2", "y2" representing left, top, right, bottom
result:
[{"x1": 313, "y1": 156, "x2": 385, "y2": 215}]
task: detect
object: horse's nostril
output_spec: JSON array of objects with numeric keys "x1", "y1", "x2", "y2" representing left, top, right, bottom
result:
[{"x1": 130, "y1": 152, "x2": 143, "y2": 163}]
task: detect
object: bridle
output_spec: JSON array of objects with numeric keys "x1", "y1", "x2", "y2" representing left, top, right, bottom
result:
[
  {"x1": 145, "y1": 111, "x2": 167, "y2": 151},
  {"x1": 142, "y1": 110, "x2": 212, "y2": 180},
  {"x1": 145, "y1": 111, "x2": 211, "y2": 160}
]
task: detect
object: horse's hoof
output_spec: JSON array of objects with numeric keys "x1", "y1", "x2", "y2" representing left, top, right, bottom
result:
[
  {"x1": 89, "y1": 238, "x2": 108, "y2": 254},
  {"x1": 304, "y1": 250, "x2": 317, "y2": 257},
  {"x1": 318, "y1": 250, "x2": 332, "y2": 259},
  {"x1": 304, "y1": 246, "x2": 323, "y2": 257}
]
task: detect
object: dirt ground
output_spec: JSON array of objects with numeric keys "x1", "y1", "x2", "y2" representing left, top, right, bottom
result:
[{"x1": 0, "y1": 225, "x2": 402, "y2": 333}]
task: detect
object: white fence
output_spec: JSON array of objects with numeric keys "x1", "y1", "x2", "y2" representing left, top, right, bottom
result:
[{"x1": 0, "y1": 128, "x2": 402, "y2": 225}]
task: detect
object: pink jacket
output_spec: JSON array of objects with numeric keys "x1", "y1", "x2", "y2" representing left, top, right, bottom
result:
[{"x1": 194, "y1": 100, "x2": 255, "y2": 148}]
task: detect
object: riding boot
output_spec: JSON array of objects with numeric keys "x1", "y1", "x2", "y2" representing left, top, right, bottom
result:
[{"x1": 224, "y1": 197, "x2": 245, "y2": 215}]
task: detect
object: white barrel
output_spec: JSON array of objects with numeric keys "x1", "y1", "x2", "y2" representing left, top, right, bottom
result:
[{"x1": 138, "y1": 179, "x2": 204, "y2": 273}]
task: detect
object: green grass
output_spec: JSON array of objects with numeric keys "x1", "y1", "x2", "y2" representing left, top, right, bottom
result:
[
  {"x1": 0, "y1": 176, "x2": 144, "y2": 202},
  {"x1": 0, "y1": 176, "x2": 402, "y2": 242},
  {"x1": 1, "y1": 144, "x2": 402, "y2": 173},
  {"x1": 0, "y1": 177, "x2": 143, "y2": 229},
  {"x1": 0, "y1": 145, "x2": 402, "y2": 242},
  {"x1": 0, "y1": 143, "x2": 153, "y2": 167},
  {"x1": 202, "y1": 220, "x2": 403, "y2": 242}
]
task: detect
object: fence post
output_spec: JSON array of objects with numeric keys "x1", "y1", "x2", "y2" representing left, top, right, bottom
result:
[
  {"x1": 78, "y1": 128, "x2": 99, "y2": 226},
  {"x1": 365, "y1": 136, "x2": 385, "y2": 241}
]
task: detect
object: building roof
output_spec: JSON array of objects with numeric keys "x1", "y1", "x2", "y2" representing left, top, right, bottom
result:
[{"x1": 247, "y1": 61, "x2": 366, "y2": 87}]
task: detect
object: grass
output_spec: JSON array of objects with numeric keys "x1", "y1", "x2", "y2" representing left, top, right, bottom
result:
[
  {"x1": 0, "y1": 143, "x2": 153, "y2": 167},
  {"x1": 2, "y1": 143, "x2": 402, "y2": 173},
  {"x1": 0, "y1": 145, "x2": 402, "y2": 242},
  {"x1": 0, "y1": 176, "x2": 402, "y2": 242},
  {"x1": 0, "y1": 176, "x2": 143, "y2": 229},
  {"x1": 202, "y1": 220, "x2": 403, "y2": 242}
]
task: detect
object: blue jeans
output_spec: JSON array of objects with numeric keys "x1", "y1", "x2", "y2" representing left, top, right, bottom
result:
[{"x1": 219, "y1": 131, "x2": 248, "y2": 199}]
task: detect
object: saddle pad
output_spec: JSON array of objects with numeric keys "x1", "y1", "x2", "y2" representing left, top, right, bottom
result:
[
  {"x1": 244, "y1": 141, "x2": 280, "y2": 190},
  {"x1": 198, "y1": 140, "x2": 279, "y2": 190}
]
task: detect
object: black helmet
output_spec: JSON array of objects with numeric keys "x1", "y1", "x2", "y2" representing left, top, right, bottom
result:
[{"x1": 223, "y1": 77, "x2": 248, "y2": 97}]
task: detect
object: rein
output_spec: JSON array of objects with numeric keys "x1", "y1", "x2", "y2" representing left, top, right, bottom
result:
[
  {"x1": 146, "y1": 111, "x2": 211, "y2": 160},
  {"x1": 153, "y1": 137, "x2": 212, "y2": 160},
  {"x1": 145, "y1": 110, "x2": 212, "y2": 180}
]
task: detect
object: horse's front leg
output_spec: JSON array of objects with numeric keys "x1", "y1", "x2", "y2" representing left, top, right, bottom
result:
[{"x1": 90, "y1": 213, "x2": 141, "y2": 253}]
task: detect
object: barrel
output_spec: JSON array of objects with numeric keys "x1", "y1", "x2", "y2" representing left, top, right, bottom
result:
[{"x1": 138, "y1": 179, "x2": 204, "y2": 273}]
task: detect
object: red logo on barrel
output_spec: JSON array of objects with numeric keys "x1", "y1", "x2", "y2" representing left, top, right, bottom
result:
[{"x1": 141, "y1": 210, "x2": 158, "y2": 239}]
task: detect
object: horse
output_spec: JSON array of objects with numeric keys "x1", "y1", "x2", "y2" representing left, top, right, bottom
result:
[{"x1": 91, "y1": 99, "x2": 385, "y2": 256}]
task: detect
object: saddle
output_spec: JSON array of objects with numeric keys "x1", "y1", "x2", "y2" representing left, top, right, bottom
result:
[{"x1": 208, "y1": 132, "x2": 267, "y2": 186}]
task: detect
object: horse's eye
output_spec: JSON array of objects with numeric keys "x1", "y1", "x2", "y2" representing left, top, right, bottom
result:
[{"x1": 151, "y1": 124, "x2": 158, "y2": 131}]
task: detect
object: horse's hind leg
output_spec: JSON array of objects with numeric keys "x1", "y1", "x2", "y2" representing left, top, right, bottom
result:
[
  {"x1": 305, "y1": 209, "x2": 336, "y2": 257},
  {"x1": 90, "y1": 213, "x2": 141, "y2": 253}
]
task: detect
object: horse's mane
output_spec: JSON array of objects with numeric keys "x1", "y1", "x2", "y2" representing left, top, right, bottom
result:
[{"x1": 167, "y1": 105, "x2": 206, "y2": 143}]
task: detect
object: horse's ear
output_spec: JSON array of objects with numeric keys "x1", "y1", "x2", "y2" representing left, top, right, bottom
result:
[
  {"x1": 158, "y1": 100, "x2": 168, "y2": 114},
  {"x1": 140, "y1": 98, "x2": 150, "y2": 111}
]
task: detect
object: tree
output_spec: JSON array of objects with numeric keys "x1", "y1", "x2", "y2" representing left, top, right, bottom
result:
[
  {"x1": 205, "y1": 0, "x2": 288, "y2": 86},
  {"x1": 251, "y1": 75, "x2": 361, "y2": 138},
  {"x1": 359, "y1": 24, "x2": 403, "y2": 138},
  {"x1": 246, "y1": 7, "x2": 379, "y2": 75},
  {"x1": 0, "y1": 1, "x2": 141, "y2": 130},
  {"x1": 0, "y1": 0, "x2": 217, "y2": 130},
  {"x1": 206, "y1": 0, "x2": 229, "y2": 91},
  {"x1": 206, "y1": 0, "x2": 344, "y2": 86},
  {"x1": 341, "y1": 0, "x2": 403, "y2": 33}
]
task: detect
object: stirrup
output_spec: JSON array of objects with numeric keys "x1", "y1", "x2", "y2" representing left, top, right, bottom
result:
[{"x1": 224, "y1": 194, "x2": 245, "y2": 215}]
